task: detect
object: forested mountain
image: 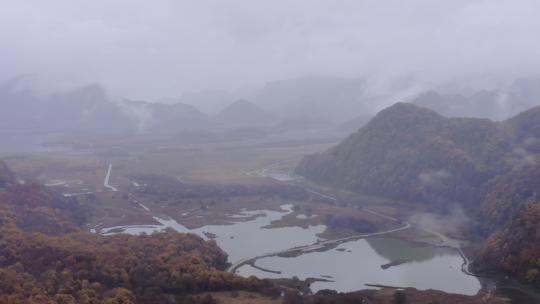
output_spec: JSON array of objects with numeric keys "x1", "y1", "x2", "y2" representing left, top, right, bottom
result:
[
  {"x1": 474, "y1": 161, "x2": 540, "y2": 286},
  {"x1": 296, "y1": 102, "x2": 540, "y2": 287},
  {"x1": 296, "y1": 103, "x2": 511, "y2": 207},
  {"x1": 478, "y1": 203, "x2": 540, "y2": 288},
  {"x1": 479, "y1": 162, "x2": 540, "y2": 234}
]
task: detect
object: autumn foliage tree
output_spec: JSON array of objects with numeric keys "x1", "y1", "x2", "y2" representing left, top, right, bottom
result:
[{"x1": 0, "y1": 161, "x2": 278, "y2": 303}]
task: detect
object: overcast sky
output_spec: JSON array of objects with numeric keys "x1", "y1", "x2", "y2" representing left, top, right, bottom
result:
[{"x1": 2, "y1": 0, "x2": 540, "y2": 99}]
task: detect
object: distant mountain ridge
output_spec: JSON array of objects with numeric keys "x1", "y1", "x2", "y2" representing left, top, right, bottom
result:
[
  {"x1": 213, "y1": 99, "x2": 277, "y2": 127},
  {"x1": 0, "y1": 83, "x2": 136, "y2": 133},
  {"x1": 250, "y1": 76, "x2": 374, "y2": 122},
  {"x1": 410, "y1": 77, "x2": 540, "y2": 120},
  {"x1": 0, "y1": 82, "x2": 282, "y2": 134},
  {"x1": 120, "y1": 98, "x2": 209, "y2": 132}
]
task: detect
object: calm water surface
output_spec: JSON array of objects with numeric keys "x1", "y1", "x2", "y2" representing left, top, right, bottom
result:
[
  {"x1": 238, "y1": 237, "x2": 482, "y2": 295},
  {"x1": 102, "y1": 205, "x2": 325, "y2": 261},
  {"x1": 102, "y1": 204, "x2": 483, "y2": 295}
]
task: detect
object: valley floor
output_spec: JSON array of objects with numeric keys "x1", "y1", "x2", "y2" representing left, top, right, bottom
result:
[{"x1": 0, "y1": 129, "x2": 519, "y2": 302}]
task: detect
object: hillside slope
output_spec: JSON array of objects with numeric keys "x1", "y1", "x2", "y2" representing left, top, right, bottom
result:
[
  {"x1": 296, "y1": 102, "x2": 540, "y2": 289},
  {"x1": 473, "y1": 161, "x2": 540, "y2": 286},
  {"x1": 296, "y1": 103, "x2": 512, "y2": 207},
  {"x1": 477, "y1": 203, "x2": 540, "y2": 287},
  {"x1": 0, "y1": 161, "x2": 276, "y2": 304}
]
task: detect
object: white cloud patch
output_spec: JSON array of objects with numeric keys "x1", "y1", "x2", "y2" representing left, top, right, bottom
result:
[
  {"x1": 506, "y1": 146, "x2": 538, "y2": 167},
  {"x1": 419, "y1": 169, "x2": 451, "y2": 185},
  {"x1": 409, "y1": 205, "x2": 471, "y2": 236}
]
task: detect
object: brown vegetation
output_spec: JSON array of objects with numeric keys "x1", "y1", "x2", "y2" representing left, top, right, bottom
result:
[
  {"x1": 477, "y1": 204, "x2": 540, "y2": 287},
  {"x1": 0, "y1": 161, "x2": 278, "y2": 303},
  {"x1": 0, "y1": 160, "x2": 511, "y2": 303},
  {"x1": 284, "y1": 288, "x2": 508, "y2": 304}
]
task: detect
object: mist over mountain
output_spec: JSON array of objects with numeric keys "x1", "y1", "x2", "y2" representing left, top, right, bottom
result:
[
  {"x1": 336, "y1": 115, "x2": 372, "y2": 134},
  {"x1": 411, "y1": 77, "x2": 540, "y2": 120},
  {"x1": 248, "y1": 76, "x2": 370, "y2": 122},
  {"x1": 274, "y1": 115, "x2": 334, "y2": 132},
  {"x1": 296, "y1": 101, "x2": 540, "y2": 207},
  {"x1": 296, "y1": 103, "x2": 508, "y2": 206},
  {"x1": 0, "y1": 82, "x2": 213, "y2": 134},
  {"x1": 171, "y1": 90, "x2": 238, "y2": 116},
  {"x1": 213, "y1": 99, "x2": 277, "y2": 127},
  {"x1": 4, "y1": 74, "x2": 540, "y2": 137},
  {"x1": 0, "y1": 82, "x2": 136, "y2": 133},
  {"x1": 120, "y1": 99, "x2": 209, "y2": 132},
  {"x1": 135, "y1": 75, "x2": 540, "y2": 128},
  {"x1": 1, "y1": 80, "x2": 352, "y2": 134}
]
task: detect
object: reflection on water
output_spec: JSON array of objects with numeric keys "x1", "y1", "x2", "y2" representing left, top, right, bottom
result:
[
  {"x1": 237, "y1": 237, "x2": 482, "y2": 295},
  {"x1": 102, "y1": 205, "x2": 487, "y2": 296},
  {"x1": 192, "y1": 209, "x2": 325, "y2": 261},
  {"x1": 367, "y1": 237, "x2": 442, "y2": 263}
]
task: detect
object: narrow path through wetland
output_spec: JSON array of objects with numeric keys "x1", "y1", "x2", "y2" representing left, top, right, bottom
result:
[{"x1": 103, "y1": 163, "x2": 118, "y2": 192}]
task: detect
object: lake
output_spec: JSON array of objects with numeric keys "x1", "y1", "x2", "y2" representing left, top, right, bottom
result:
[
  {"x1": 237, "y1": 237, "x2": 482, "y2": 295},
  {"x1": 102, "y1": 204, "x2": 326, "y2": 261},
  {"x1": 102, "y1": 204, "x2": 482, "y2": 295}
]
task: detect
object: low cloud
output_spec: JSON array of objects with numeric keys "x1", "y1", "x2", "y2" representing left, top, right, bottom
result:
[
  {"x1": 506, "y1": 145, "x2": 538, "y2": 167},
  {"x1": 409, "y1": 205, "x2": 471, "y2": 236},
  {"x1": 419, "y1": 169, "x2": 452, "y2": 185}
]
